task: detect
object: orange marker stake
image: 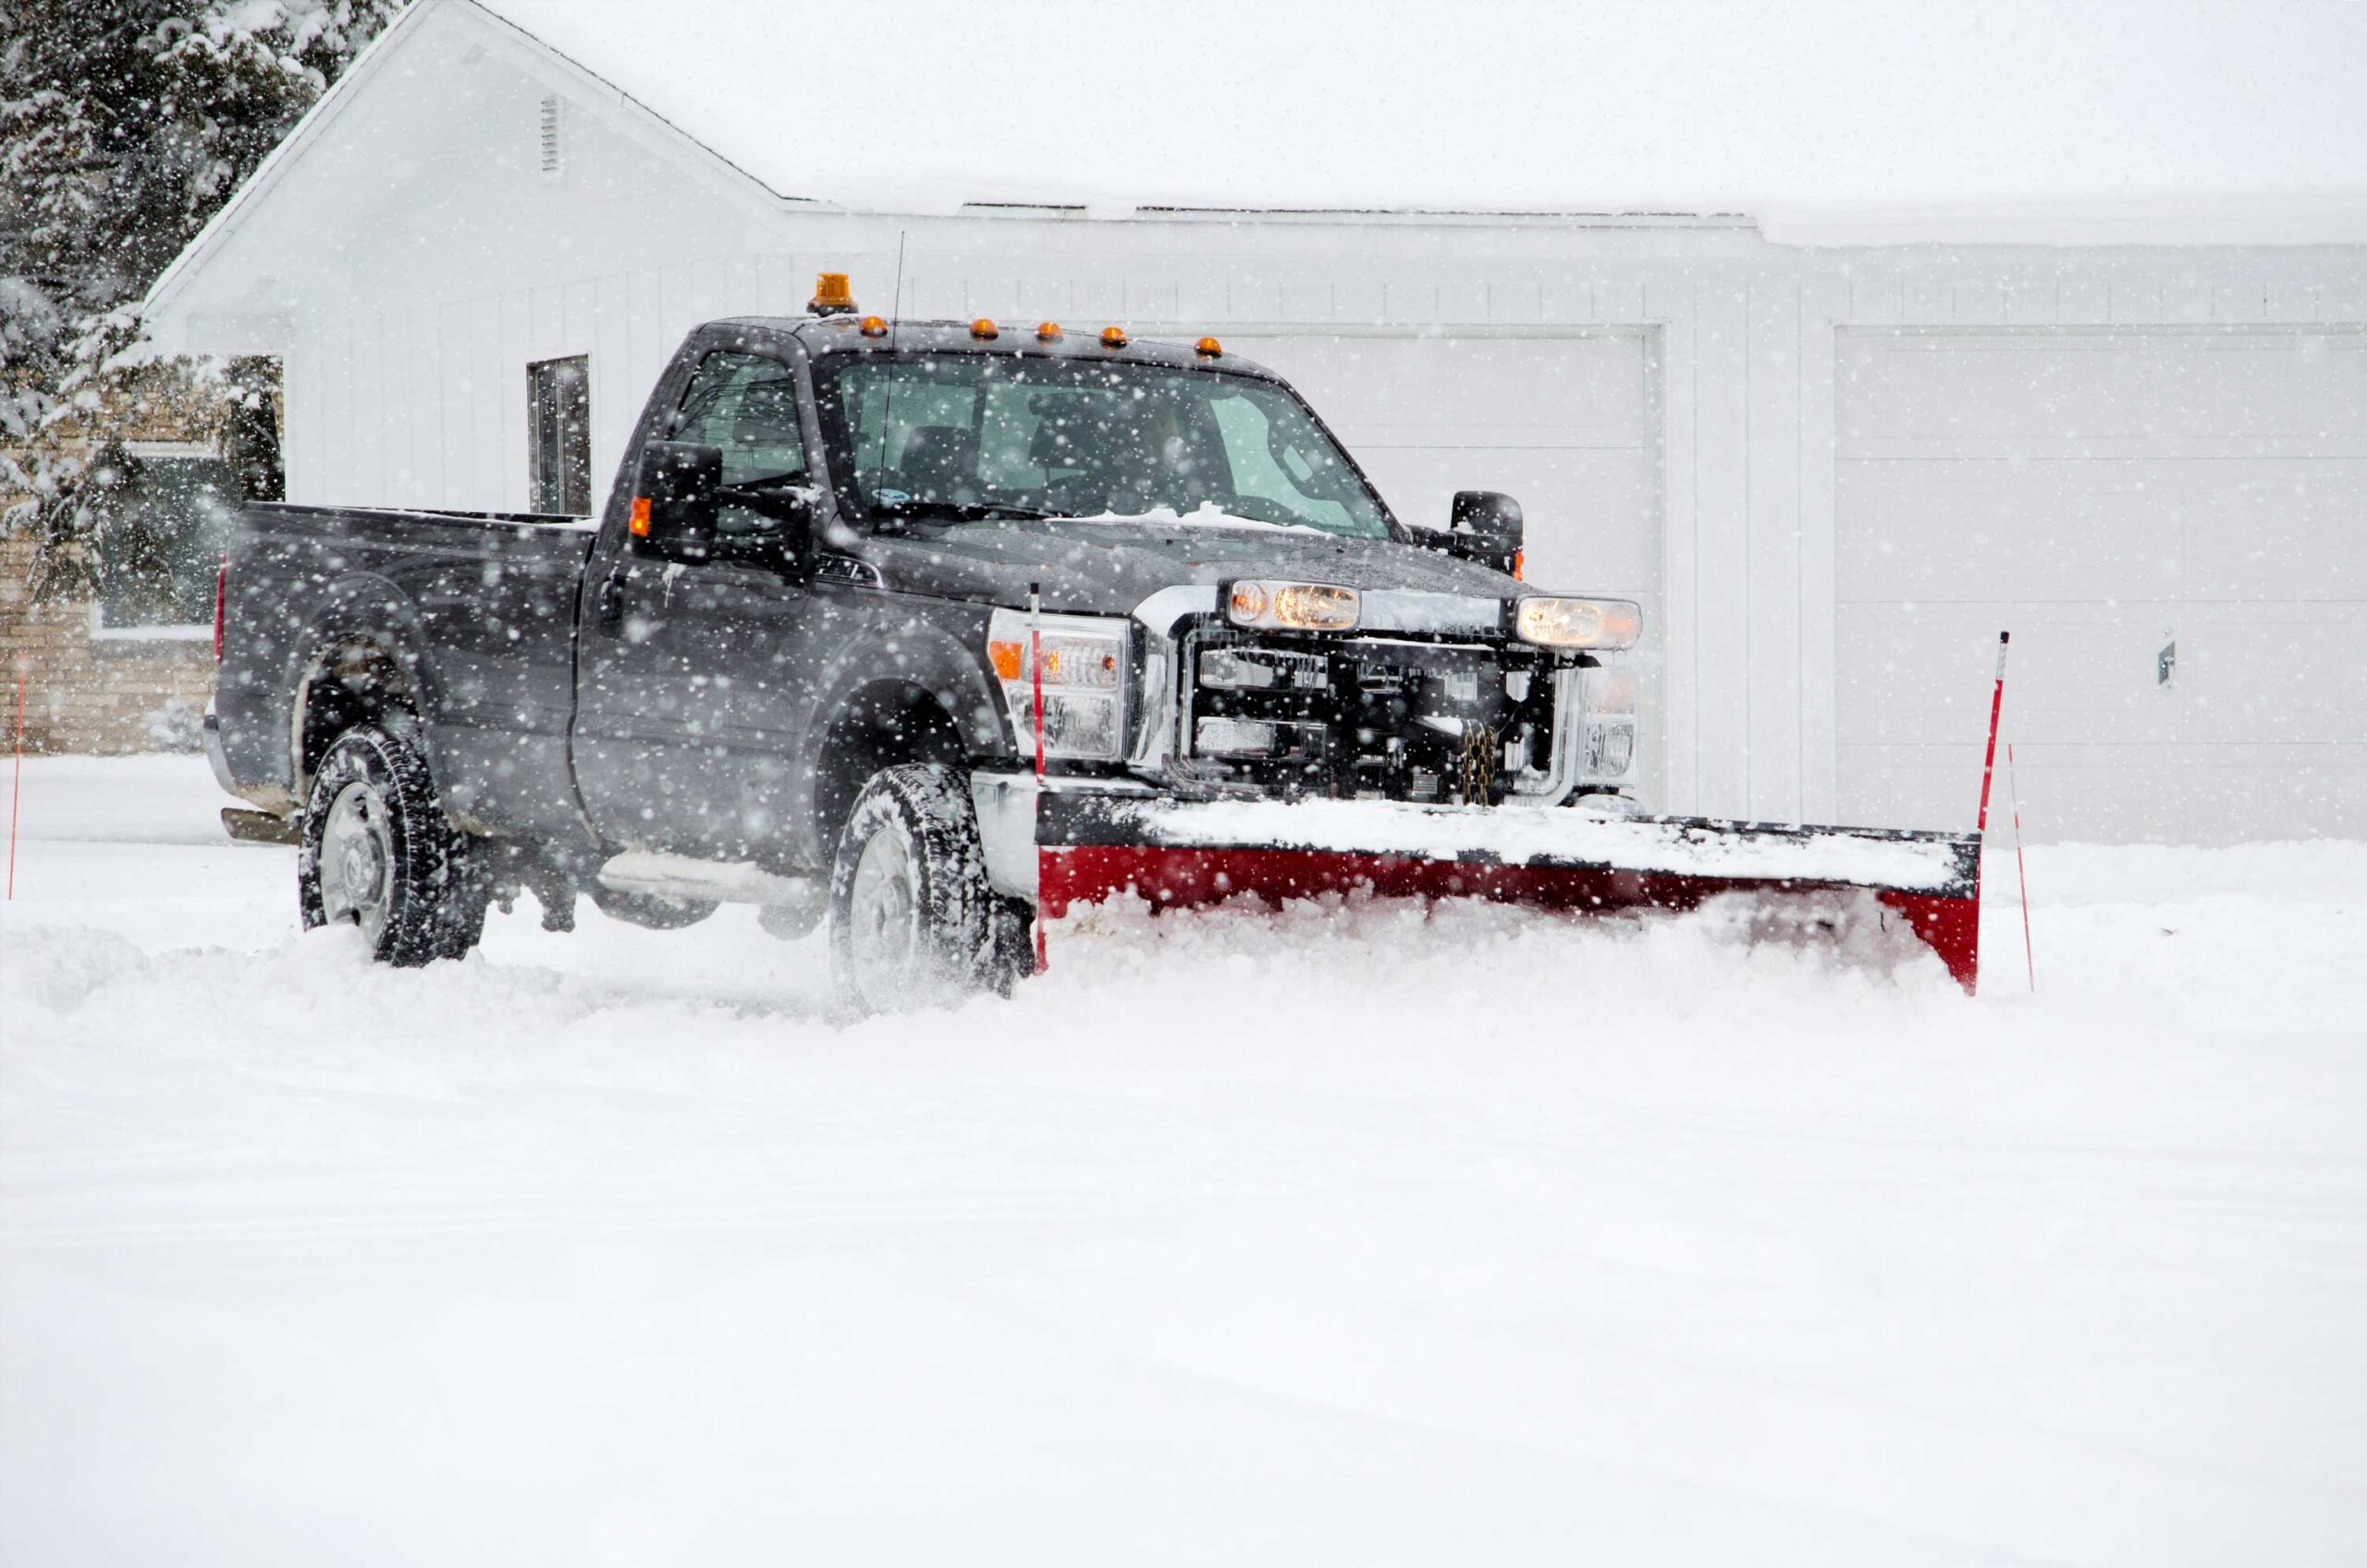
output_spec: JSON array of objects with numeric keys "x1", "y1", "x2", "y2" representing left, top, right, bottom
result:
[{"x1": 1029, "y1": 584, "x2": 1048, "y2": 974}]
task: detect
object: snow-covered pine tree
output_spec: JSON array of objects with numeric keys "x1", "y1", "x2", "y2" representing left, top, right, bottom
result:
[{"x1": 1, "y1": 0, "x2": 403, "y2": 600}]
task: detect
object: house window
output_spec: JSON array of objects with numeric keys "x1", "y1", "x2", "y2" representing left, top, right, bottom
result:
[
  {"x1": 528, "y1": 355, "x2": 591, "y2": 514},
  {"x1": 90, "y1": 442, "x2": 240, "y2": 638}
]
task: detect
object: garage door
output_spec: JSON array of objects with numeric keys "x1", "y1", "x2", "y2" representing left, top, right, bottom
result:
[
  {"x1": 1232, "y1": 333, "x2": 1662, "y2": 802},
  {"x1": 1836, "y1": 327, "x2": 2367, "y2": 844}
]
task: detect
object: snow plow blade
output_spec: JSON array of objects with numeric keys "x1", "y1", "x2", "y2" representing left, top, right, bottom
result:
[{"x1": 1036, "y1": 796, "x2": 1981, "y2": 991}]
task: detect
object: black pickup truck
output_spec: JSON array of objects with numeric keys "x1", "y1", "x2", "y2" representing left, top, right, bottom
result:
[{"x1": 207, "y1": 281, "x2": 1649, "y2": 1009}]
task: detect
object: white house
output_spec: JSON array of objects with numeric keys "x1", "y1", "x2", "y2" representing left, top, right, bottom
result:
[{"x1": 139, "y1": 0, "x2": 2367, "y2": 842}]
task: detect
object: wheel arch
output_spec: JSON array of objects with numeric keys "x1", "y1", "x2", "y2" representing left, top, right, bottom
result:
[
  {"x1": 284, "y1": 571, "x2": 437, "y2": 799},
  {"x1": 786, "y1": 616, "x2": 1012, "y2": 867}
]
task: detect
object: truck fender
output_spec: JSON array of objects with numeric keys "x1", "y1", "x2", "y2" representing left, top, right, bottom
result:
[
  {"x1": 786, "y1": 612, "x2": 1012, "y2": 866},
  {"x1": 280, "y1": 570, "x2": 440, "y2": 795}
]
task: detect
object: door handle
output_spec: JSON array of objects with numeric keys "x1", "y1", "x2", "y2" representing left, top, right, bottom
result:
[
  {"x1": 2157, "y1": 634, "x2": 2176, "y2": 688},
  {"x1": 595, "y1": 566, "x2": 627, "y2": 635}
]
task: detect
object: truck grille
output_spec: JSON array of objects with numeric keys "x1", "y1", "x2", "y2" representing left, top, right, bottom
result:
[{"x1": 1178, "y1": 631, "x2": 1564, "y2": 803}]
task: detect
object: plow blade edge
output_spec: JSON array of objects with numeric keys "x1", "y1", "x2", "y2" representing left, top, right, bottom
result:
[{"x1": 1035, "y1": 796, "x2": 1982, "y2": 991}]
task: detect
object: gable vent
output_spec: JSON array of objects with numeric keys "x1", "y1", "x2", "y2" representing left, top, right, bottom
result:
[{"x1": 538, "y1": 94, "x2": 564, "y2": 178}]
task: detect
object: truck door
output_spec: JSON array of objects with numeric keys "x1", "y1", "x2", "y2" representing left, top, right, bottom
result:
[{"x1": 573, "y1": 348, "x2": 834, "y2": 860}]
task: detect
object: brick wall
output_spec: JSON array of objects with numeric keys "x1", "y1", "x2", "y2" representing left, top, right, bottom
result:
[
  {"x1": 2, "y1": 357, "x2": 273, "y2": 755},
  {"x1": 1, "y1": 531, "x2": 218, "y2": 755}
]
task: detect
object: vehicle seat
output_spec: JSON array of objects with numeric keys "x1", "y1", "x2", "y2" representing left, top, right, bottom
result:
[{"x1": 896, "y1": 424, "x2": 980, "y2": 503}]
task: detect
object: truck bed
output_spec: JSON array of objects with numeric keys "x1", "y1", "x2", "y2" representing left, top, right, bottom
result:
[{"x1": 212, "y1": 503, "x2": 600, "y2": 839}]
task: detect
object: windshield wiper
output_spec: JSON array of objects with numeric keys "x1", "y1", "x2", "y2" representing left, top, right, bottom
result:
[{"x1": 866, "y1": 498, "x2": 1061, "y2": 523}]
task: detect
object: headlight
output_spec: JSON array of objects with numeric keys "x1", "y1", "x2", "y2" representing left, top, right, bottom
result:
[
  {"x1": 1227, "y1": 580, "x2": 1360, "y2": 632},
  {"x1": 1515, "y1": 596, "x2": 1642, "y2": 650},
  {"x1": 1578, "y1": 666, "x2": 1639, "y2": 781},
  {"x1": 987, "y1": 608, "x2": 1127, "y2": 760}
]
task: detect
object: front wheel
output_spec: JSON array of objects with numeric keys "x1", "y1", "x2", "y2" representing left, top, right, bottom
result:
[
  {"x1": 827, "y1": 764, "x2": 1004, "y2": 1014},
  {"x1": 300, "y1": 723, "x2": 487, "y2": 966}
]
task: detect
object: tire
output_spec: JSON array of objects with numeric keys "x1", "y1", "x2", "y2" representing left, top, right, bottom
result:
[
  {"x1": 827, "y1": 763, "x2": 1003, "y2": 1014},
  {"x1": 586, "y1": 883, "x2": 717, "y2": 931},
  {"x1": 300, "y1": 723, "x2": 488, "y2": 966}
]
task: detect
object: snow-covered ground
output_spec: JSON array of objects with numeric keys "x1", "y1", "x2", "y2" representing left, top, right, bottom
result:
[{"x1": 4, "y1": 754, "x2": 2363, "y2": 1566}]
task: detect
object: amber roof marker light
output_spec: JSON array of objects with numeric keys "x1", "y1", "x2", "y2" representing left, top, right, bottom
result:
[
  {"x1": 1036, "y1": 321, "x2": 1064, "y2": 342},
  {"x1": 810, "y1": 271, "x2": 856, "y2": 316},
  {"x1": 1196, "y1": 336, "x2": 1223, "y2": 358},
  {"x1": 858, "y1": 314, "x2": 889, "y2": 337},
  {"x1": 970, "y1": 318, "x2": 1000, "y2": 340},
  {"x1": 1099, "y1": 325, "x2": 1129, "y2": 349}
]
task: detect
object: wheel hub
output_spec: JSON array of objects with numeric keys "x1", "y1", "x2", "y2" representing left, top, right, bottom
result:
[
  {"x1": 846, "y1": 827, "x2": 919, "y2": 1008},
  {"x1": 319, "y1": 780, "x2": 395, "y2": 944}
]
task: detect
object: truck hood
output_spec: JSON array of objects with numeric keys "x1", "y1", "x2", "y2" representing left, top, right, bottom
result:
[{"x1": 854, "y1": 517, "x2": 1532, "y2": 615}]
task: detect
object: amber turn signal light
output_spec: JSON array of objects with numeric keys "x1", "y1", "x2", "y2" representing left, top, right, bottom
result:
[
  {"x1": 1196, "y1": 336, "x2": 1222, "y2": 358},
  {"x1": 629, "y1": 496, "x2": 651, "y2": 537},
  {"x1": 1099, "y1": 325, "x2": 1128, "y2": 349},
  {"x1": 970, "y1": 318, "x2": 999, "y2": 340},
  {"x1": 1036, "y1": 321, "x2": 1063, "y2": 342},
  {"x1": 810, "y1": 271, "x2": 856, "y2": 315},
  {"x1": 859, "y1": 314, "x2": 889, "y2": 337}
]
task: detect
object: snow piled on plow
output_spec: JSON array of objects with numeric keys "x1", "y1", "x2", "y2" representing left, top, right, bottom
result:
[
  {"x1": 5, "y1": 756, "x2": 2366, "y2": 1566},
  {"x1": 1094, "y1": 795, "x2": 1970, "y2": 889}
]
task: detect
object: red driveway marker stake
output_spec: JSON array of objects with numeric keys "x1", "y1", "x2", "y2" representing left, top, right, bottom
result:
[
  {"x1": 7, "y1": 659, "x2": 24, "y2": 900},
  {"x1": 1029, "y1": 583, "x2": 1048, "y2": 974},
  {"x1": 1976, "y1": 631, "x2": 2009, "y2": 836},
  {"x1": 2007, "y1": 741, "x2": 2035, "y2": 992}
]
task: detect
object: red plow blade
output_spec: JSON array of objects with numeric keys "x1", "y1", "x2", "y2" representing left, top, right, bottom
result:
[{"x1": 1036, "y1": 796, "x2": 1982, "y2": 990}]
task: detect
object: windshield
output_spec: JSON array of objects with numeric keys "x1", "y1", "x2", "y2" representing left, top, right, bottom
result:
[{"x1": 813, "y1": 351, "x2": 1393, "y2": 538}]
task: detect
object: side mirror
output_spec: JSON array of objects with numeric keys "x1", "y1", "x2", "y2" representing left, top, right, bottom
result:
[
  {"x1": 631, "y1": 441, "x2": 722, "y2": 562},
  {"x1": 1439, "y1": 490, "x2": 1524, "y2": 575}
]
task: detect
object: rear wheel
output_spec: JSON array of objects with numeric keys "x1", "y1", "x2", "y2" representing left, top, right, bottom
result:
[
  {"x1": 827, "y1": 764, "x2": 1003, "y2": 1014},
  {"x1": 300, "y1": 723, "x2": 487, "y2": 965}
]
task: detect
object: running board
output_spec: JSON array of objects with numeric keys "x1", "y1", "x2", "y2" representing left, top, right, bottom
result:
[{"x1": 596, "y1": 851, "x2": 820, "y2": 908}]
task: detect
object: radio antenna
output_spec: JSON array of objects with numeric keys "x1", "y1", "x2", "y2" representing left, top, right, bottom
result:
[{"x1": 868, "y1": 230, "x2": 910, "y2": 496}]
